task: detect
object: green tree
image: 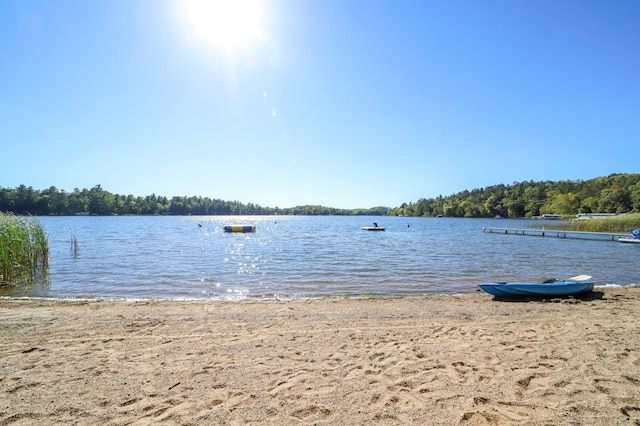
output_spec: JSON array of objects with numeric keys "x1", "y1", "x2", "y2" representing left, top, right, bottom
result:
[
  {"x1": 552, "y1": 193, "x2": 579, "y2": 215},
  {"x1": 88, "y1": 185, "x2": 115, "y2": 215}
]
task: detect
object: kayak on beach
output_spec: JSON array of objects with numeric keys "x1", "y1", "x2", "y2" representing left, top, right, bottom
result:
[{"x1": 479, "y1": 275, "x2": 594, "y2": 297}]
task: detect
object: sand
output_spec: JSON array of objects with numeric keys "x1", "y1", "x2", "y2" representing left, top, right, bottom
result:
[{"x1": 1, "y1": 286, "x2": 640, "y2": 425}]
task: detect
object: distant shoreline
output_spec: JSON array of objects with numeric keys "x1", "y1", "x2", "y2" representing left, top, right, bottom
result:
[{"x1": 3, "y1": 173, "x2": 640, "y2": 218}]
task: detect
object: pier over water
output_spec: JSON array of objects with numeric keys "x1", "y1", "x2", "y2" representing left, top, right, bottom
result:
[{"x1": 482, "y1": 227, "x2": 628, "y2": 242}]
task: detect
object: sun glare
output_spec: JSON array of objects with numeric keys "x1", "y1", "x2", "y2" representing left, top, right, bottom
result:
[{"x1": 185, "y1": 0, "x2": 263, "y2": 51}]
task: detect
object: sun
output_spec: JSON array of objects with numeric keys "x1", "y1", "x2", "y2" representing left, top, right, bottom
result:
[{"x1": 184, "y1": 0, "x2": 263, "y2": 51}]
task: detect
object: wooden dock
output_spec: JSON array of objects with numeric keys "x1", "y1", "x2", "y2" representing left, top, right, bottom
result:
[{"x1": 482, "y1": 227, "x2": 628, "y2": 242}]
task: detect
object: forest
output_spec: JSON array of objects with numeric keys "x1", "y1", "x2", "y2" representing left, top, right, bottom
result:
[
  {"x1": 388, "y1": 173, "x2": 640, "y2": 218},
  {"x1": 0, "y1": 184, "x2": 388, "y2": 216},
  {"x1": 1, "y1": 173, "x2": 639, "y2": 218}
]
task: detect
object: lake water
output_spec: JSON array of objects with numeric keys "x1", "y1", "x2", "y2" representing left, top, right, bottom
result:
[{"x1": 2, "y1": 215, "x2": 638, "y2": 299}]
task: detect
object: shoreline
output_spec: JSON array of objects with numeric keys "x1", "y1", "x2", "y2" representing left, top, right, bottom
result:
[
  {"x1": 0, "y1": 283, "x2": 636, "y2": 303},
  {"x1": 2, "y1": 287, "x2": 640, "y2": 424}
]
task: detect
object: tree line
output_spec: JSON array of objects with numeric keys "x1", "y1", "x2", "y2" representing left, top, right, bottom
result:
[
  {"x1": 0, "y1": 184, "x2": 389, "y2": 216},
  {"x1": 388, "y1": 173, "x2": 640, "y2": 218},
  {"x1": 2, "y1": 173, "x2": 639, "y2": 218}
]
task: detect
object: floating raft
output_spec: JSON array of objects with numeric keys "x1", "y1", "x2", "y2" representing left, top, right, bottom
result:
[
  {"x1": 482, "y1": 227, "x2": 627, "y2": 242},
  {"x1": 224, "y1": 225, "x2": 256, "y2": 233}
]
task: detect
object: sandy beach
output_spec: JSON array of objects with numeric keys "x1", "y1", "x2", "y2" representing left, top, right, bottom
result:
[{"x1": 1, "y1": 286, "x2": 640, "y2": 425}]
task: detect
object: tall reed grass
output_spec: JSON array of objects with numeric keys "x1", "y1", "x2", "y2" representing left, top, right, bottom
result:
[
  {"x1": 565, "y1": 213, "x2": 640, "y2": 233},
  {"x1": 0, "y1": 213, "x2": 49, "y2": 285}
]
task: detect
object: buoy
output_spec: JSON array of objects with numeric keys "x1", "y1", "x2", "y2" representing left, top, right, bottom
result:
[{"x1": 223, "y1": 225, "x2": 256, "y2": 233}]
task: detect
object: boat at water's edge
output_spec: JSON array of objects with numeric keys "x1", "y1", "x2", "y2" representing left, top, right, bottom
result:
[
  {"x1": 618, "y1": 237, "x2": 640, "y2": 244},
  {"x1": 618, "y1": 229, "x2": 640, "y2": 244},
  {"x1": 479, "y1": 280, "x2": 595, "y2": 297}
]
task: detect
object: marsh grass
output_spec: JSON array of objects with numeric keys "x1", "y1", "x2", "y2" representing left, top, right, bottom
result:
[
  {"x1": 0, "y1": 213, "x2": 49, "y2": 285},
  {"x1": 553, "y1": 213, "x2": 640, "y2": 233}
]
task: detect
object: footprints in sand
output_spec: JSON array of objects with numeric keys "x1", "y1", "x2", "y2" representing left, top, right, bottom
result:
[
  {"x1": 3, "y1": 295, "x2": 640, "y2": 425},
  {"x1": 291, "y1": 405, "x2": 331, "y2": 419}
]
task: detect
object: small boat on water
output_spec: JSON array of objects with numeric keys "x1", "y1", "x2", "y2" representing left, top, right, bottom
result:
[
  {"x1": 362, "y1": 222, "x2": 385, "y2": 231},
  {"x1": 618, "y1": 229, "x2": 640, "y2": 244},
  {"x1": 479, "y1": 275, "x2": 594, "y2": 297}
]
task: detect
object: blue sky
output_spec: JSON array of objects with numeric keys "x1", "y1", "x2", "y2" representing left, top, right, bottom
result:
[{"x1": 2, "y1": 0, "x2": 639, "y2": 209}]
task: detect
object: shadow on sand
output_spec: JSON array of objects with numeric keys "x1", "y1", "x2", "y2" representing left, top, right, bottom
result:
[{"x1": 484, "y1": 291, "x2": 605, "y2": 303}]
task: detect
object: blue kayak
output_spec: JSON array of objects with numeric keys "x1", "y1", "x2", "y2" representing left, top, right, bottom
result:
[{"x1": 479, "y1": 280, "x2": 595, "y2": 297}]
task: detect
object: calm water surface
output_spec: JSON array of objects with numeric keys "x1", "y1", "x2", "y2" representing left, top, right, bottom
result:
[{"x1": 3, "y1": 216, "x2": 638, "y2": 299}]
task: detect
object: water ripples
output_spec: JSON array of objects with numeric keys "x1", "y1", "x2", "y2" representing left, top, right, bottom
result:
[{"x1": 1, "y1": 215, "x2": 637, "y2": 299}]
